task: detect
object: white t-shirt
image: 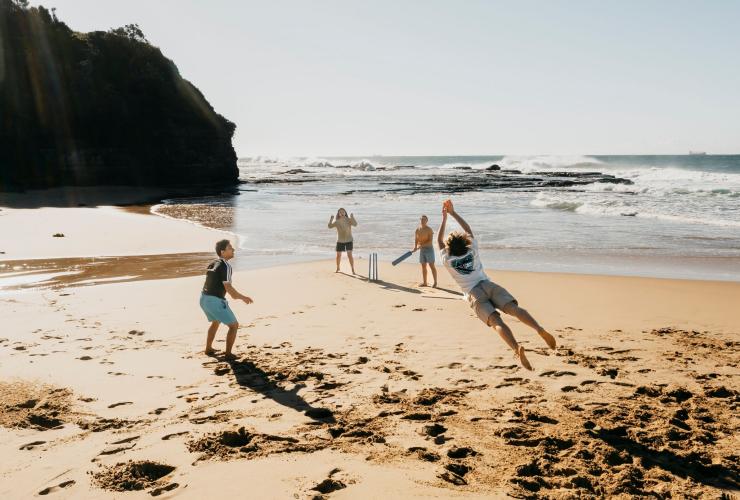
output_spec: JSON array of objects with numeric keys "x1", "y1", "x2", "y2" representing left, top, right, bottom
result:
[{"x1": 441, "y1": 237, "x2": 489, "y2": 297}]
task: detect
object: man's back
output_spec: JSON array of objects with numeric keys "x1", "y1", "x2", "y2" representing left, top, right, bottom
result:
[{"x1": 442, "y1": 238, "x2": 489, "y2": 294}]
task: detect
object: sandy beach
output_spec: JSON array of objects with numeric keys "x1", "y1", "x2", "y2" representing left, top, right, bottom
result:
[{"x1": 0, "y1": 206, "x2": 738, "y2": 498}]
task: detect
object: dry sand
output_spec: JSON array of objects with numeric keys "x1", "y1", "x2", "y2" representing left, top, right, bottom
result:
[{"x1": 0, "y1": 207, "x2": 738, "y2": 499}]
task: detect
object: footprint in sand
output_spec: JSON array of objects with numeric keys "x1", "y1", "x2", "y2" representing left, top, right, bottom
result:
[
  {"x1": 108, "y1": 401, "x2": 133, "y2": 409},
  {"x1": 162, "y1": 431, "x2": 189, "y2": 440},
  {"x1": 212, "y1": 365, "x2": 230, "y2": 376},
  {"x1": 150, "y1": 483, "x2": 179, "y2": 496},
  {"x1": 201, "y1": 392, "x2": 227, "y2": 401},
  {"x1": 540, "y1": 370, "x2": 576, "y2": 377},
  {"x1": 77, "y1": 356, "x2": 93, "y2": 361},
  {"x1": 19, "y1": 440, "x2": 45, "y2": 450},
  {"x1": 311, "y1": 476, "x2": 347, "y2": 495},
  {"x1": 38, "y1": 480, "x2": 75, "y2": 495},
  {"x1": 149, "y1": 408, "x2": 168, "y2": 415},
  {"x1": 98, "y1": 436, "x2": 139, "y2": 456},
  {"x1": 440, "y1": 462, "x2": 472, "y2": 486}
]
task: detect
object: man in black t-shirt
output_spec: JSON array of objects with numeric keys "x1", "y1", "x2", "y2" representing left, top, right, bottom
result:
[{"x1": 199, "y1": 239, "x2": 253, "y2": 358}]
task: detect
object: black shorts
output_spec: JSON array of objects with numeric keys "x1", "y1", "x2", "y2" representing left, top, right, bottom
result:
[{"x1": 336, "y1": 241, "x2": 353, "y2": 252}]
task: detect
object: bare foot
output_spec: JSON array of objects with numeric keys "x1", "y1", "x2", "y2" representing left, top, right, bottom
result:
[
  {"x1": 538, "y1": 329, "x2": 557, "y2": 349},
  {"x1": 432, "y1": 283, "x2": 437, "y2": 288},
  {"x1": 335, "y1": 268, "x2": 340, "y2": 273},
  {"x1": 419, "y1": 282, "x2": 427, "y2": 287},
  {"x1": 517, "y1": 345, "x2": 533, "y2": 371},
  {"x1": 205, "y1": 348, "x2": 216, "y2": 356}
]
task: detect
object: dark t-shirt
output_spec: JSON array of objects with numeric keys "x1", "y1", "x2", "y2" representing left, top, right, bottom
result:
[{"x1": 202, "y1": 258, "x2": 232, "y2": 298}]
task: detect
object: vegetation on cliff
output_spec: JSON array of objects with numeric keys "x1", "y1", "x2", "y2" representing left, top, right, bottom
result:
[{"x1": 0, "y1": 0, "x2": 238, "y2": 190}]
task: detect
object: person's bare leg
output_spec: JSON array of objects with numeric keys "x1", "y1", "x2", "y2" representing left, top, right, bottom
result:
[
  {"x1": 205, "y1": 321, "x2": 219, "y2": 355},
  {"x1": 489, "y1": 313, "x2": 532, "y2": 370},
  {"x1": 224, "y1": 322, "x2": 238, "y2": 359},
  {"x1": 429, "y1": 263, "x2": 438, "y2": 287},
  {"x1": 335, "y1": 252, "x2": 341, "y2": 272},
  {"x1": 501, "y1": 302, "x2": 556, "y2": 349},
  {"x1": 420, "y1": 263, "x2": 428, "y2": 286},
  {"x1": 347, "y1": 251, "x2": 356, "y2": 274}
]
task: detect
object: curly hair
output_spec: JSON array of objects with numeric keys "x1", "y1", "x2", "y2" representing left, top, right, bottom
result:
[
  {"x1": 215, "y1": 239, "x2": 231, "y2": 256},
  {"x1": 445, "y1": 231, "x2": 471, "y2": 257}
]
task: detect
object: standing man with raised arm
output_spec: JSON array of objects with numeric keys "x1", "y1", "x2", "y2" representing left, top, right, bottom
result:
[
  {"x1": 438, "y1": 200, "x2": 556, "y2": 370},
  {"x1": 199, "y1": 239, "x2": 253, "y2": 359},
  {"x1": 328, "y1": 208, "x2": 358, "y2": 274}
]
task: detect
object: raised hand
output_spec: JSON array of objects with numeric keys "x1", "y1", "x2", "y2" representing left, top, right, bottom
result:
[{"x1": 242, "y1": 296, "x2": 253, "y2": 305}]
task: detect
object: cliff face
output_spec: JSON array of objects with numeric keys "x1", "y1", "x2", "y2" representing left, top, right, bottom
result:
[{"x1": 0, "y1": 0, "x2": 238, "y2": 190}]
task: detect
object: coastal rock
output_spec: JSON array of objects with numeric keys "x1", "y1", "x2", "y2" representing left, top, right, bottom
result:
[
  {"x1": 487, "y1": 164, "x2": 501, "y2": 170},
  {"x1": 0, "y1": 1, "x2": 237, "y2": 190}
]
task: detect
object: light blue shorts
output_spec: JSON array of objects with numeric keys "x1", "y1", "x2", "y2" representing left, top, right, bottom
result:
[
  {"x1": 419, "y1": 246, "x2": 435, "y2": 264},
  {"x1": 200, "y1": 293, "x2": 237, "y2": 325}
]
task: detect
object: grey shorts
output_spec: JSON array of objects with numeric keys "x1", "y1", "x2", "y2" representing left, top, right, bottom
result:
[
  {"x1": 419, "y1": 246, "x2": 435, "y2": 264},
  {"x1": 467, "y1": 280, "x2": 517, "y2": 325}
]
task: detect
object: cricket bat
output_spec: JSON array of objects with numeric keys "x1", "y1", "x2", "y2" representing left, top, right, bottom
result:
[{"x1": 392, "y1": 250, "x2": 414, "y2": 266}]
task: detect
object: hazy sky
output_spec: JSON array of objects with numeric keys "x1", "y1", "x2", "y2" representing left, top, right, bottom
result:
[{"x1": 32, "y1": 1, "x2": 740, "y2": 156}]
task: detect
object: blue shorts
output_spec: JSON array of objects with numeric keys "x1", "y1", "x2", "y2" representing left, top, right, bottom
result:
[
  {"x1": 200, "y1": 293, "x2": 237, "y2": 325},
  {"x1": 419, "y1": 246, "x2": 435, "y2": 264}
]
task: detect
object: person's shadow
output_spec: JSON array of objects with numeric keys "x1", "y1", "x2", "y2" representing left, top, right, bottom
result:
[
  {"x1": 338, "y1": 271, "x2": 421, "y2": 294},
  {"x1": 427, "y1": 286, "x2": 463, "y2": 297},
  {"x1": 226, "y1": 358, "x2": 335, "y2": 423}
]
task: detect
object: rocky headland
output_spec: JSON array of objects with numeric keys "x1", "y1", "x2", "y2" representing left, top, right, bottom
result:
[{"x1": 0, "y1": 0, "x2": 238, "y2": 191}]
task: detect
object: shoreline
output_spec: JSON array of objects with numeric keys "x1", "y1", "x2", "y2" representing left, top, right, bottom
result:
[
  {"x1": 4, "y1": 251, "x2": 740, "y2": 292},
  {"x1": 2, "y1": 189, "x2": 739, "y2": 282}
]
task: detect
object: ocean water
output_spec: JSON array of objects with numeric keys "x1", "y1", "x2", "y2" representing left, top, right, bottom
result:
[{"x1": 156, "y1": 155, "x2": 740, "y2": 281}]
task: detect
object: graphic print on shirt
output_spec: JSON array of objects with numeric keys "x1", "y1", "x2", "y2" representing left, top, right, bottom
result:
[{"x1": 451, "y1": 253, "x2": 475, "y2": 275}]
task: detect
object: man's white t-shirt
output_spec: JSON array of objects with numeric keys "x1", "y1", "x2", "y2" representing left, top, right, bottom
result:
[{"x1": 441, "y1": 237, "x2": 489, "y2": 298}]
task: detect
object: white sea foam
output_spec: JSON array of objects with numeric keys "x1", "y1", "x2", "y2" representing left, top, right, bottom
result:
[{"x1": 498, "y1": 155, "x2": 603, "y2": 172}]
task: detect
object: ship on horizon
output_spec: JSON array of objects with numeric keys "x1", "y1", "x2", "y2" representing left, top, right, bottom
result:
[{"x1": 688, "y1": 151, "x2": 707, "y2": 156}]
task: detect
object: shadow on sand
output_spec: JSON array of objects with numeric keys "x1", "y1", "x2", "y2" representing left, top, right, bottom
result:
[
  {"x1": 226, "y1": 358, "x2": 335, "y2": 423},
  {"x1": 338, "y1": 271, "x2": 421, "y2": 294},
  {"x1": 428, "y1": 286, "x2": 463, "y2": 297}
]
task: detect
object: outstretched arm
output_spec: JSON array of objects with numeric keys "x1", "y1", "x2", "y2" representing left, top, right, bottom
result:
[
  {"x1": 437, "y1": 208, "x2": 447, "y2": 251},
  {"x1": 225, "y1": 282, "x2": 253, "y2": 304},
  {"x1": 447, "y1": 201, "x2": 473, "y2": 237},
  {"x1": 328, "y1": 215, "x2": 336, "y2": 228},
  {"x1": 350, "y1": 213, "x2": 358, "y2": 226}
]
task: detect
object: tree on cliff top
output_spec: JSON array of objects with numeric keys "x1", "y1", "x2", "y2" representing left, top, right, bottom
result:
[{"x1": 0, "y1": 0, "x2": 238, "y2": 189}]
